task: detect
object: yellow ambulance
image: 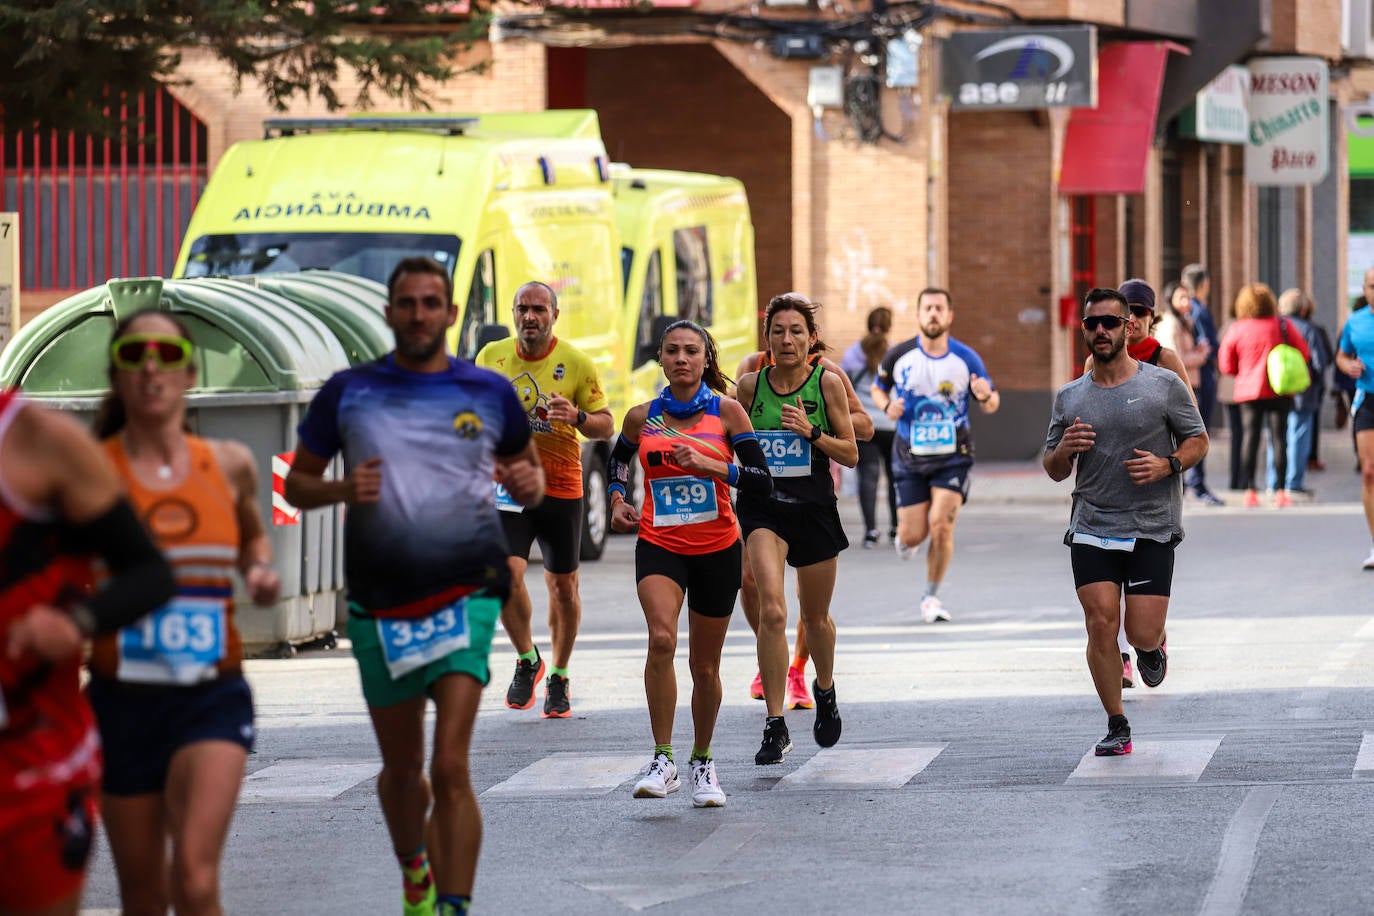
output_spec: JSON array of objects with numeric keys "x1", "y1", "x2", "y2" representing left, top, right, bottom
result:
[{"x1": 174, "y1": 110, "x2": 757, "y2": 559}]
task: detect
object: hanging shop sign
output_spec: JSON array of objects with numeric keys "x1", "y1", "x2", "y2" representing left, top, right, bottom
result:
[
  {"x1": 1179, "y1": 65, "x2": 1250, "y2": 144},
  {"x1": 942, "y1": 26, "x2": 1097, "y2": 110},
  {"x1": 1244, "y1": 57, "x2": 1329, "y2": 186}
]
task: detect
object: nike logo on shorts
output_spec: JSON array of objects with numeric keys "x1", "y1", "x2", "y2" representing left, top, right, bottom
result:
[{"x1": 1127, "y1": 579, "x2": 1151, "y2": 588}]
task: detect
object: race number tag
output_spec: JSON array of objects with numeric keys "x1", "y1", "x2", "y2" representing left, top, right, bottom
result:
[
  {"x1": 651, "y1": 475, "x2": 719, "y2": 527},
  {"x1": 909, "y1": 417, "x2": 957, "y2": 456},
  {"x1": 117, "y1": 596, "x2": 227, "y2": 685},
  {"x1": 494, "y1": 482, "x2": 523, "y2": 513},
  {"x1": 377, "y1": 600, "x2": 471, "y2": 680},
  {"x1": 1072, "y1": 531, "x2": 1137, "y2": 552},
  {"x1": 755, "y1": 430, "x2": 811, "y2": 478}
]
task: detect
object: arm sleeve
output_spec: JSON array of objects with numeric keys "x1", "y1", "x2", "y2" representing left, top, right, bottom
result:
[
  {"x1": 64, "y1": 499, "x2": 176, "y2": 635},
  {"x1": 730, "y1": 433, "x2": 773, "y2": 499},
  {"x1": 608, "y1": 434, "x2": 638, "y2": 498},
  {"x1": 296, "y1": 374, "x2": 346, "y2": 461},
  {"x1": 495, "y1": 382, "x2": 532, "y2": 457}
]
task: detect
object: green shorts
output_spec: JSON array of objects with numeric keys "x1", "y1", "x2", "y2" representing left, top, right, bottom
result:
[{"x1": 347, "y1": 595, "x2": 501, "y2": 709}]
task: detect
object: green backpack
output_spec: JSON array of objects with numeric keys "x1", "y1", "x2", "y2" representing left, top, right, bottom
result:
[{"x1": 1266, "y1": 317, "x2": 1311, "y2": 396}]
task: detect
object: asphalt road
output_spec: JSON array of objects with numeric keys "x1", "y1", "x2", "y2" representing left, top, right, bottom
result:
[{"x1": 79, "y1": 431, "x2": 1374, "y2": 915}]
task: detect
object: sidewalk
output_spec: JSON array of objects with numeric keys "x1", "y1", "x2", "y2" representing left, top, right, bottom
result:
[{"x1": 967, "y1": 426, "x2": 1364, "y2": 507}]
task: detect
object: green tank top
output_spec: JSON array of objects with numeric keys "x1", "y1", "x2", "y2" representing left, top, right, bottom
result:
[{"x1": 746, "y1": 364, "x2": 834, "y2": 503}]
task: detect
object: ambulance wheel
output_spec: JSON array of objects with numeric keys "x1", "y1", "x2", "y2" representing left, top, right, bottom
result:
[{"x1": 580, "y1": 457, "x2": 608, "y2": 561}]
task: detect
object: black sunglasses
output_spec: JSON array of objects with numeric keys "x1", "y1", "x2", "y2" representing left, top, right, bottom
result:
[
  {"x1": 1128, "y1": 305, "x2": 1153, "y2": 318},
  {"x1": 1081, "y1": 315, "x2": 1126, "y2": 332}
]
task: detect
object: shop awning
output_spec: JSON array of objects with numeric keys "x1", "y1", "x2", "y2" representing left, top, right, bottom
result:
[{"x1": 1058, "y1": 42, "x2": 1181, "y2": 195}]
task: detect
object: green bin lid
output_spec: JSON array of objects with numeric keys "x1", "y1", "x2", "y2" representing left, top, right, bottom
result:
[
  {"x1": 0, "y1": 276, "x2": 350, "y2": 397},
  {"x1": 240, "y1": 272, "x2": 390, "y2": 365}
]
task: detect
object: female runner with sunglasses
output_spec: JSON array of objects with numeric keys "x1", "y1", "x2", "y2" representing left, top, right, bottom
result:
[
  {"x1": 86, "y1": 311, "x2": 281, "y2": 916},
  {"x1": 734, "y1": 294, "x2": 857, "y2": 764},
  {"x1": 607, "y1": 320, "x2": 772, "y2": 807}
]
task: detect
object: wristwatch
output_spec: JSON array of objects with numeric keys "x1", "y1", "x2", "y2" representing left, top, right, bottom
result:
[
  {"x1": 575, "y1": 409, "x2": 587, "y2": 428},
  {"x1": 807, "y1": 425, "x2": 823, "y2": 443},
  {"x1": 1166, "y1": 455, "x2": 1183, "y2": 477}
]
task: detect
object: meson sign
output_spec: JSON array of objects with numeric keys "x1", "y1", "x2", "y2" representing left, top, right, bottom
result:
[{"x1": 1244, "y1": 57, "x2": 1329, "y2": 186}]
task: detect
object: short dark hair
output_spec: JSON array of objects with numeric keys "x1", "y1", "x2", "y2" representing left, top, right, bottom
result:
[
  {"x1": 916, "y1": 287, "x2": 952, "y2": 308},
  {"x1": 1083, "y1": 287, "x2": 1129, "y2": 316},
  {"x1": 515, "y1": 280, "x2": 559, "y2": 311},
  {"x1": 1181, "y1": 263, "x2": 1208, "y2": 294},
  {"x1": 388, "y1": 256, "x2": 453, "y2": 304}
]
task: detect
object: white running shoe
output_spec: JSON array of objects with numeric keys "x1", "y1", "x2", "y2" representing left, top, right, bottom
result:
[
  {"x1": 689, "y1": 757, "x2": 726, "y2": 808},
  {"x1": 1363, "y1": 547, "x2": 1374, "y2": 571},
  {"x1": 895, "y1": 538, "x2": 919, "y2": 561},
  {"x1": 633, "y1": 753, "x2": 681, "y2": 798},
  {"x1": 920, "y1": 595, "x2": 950, "y2": 623}
]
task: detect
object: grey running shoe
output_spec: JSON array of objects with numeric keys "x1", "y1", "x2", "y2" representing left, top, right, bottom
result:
[
  {"x1": 1095, "y1": 715, "x2": 1132, "y2": 756},
  {"x1": 812, "y1": 680, "x2": 842, "y2": 747},
  {"x1": 754, "y1": 717, "x2": 793, "y2": 765},
  {"x1": 541, "y1": 674, "x2": 570, "y2": 719},
  {"x1": 1135, "y1": 638, "x2": 1168, "y2": 688}
]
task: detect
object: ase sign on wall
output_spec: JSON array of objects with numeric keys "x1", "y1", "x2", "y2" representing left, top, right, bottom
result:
[{"x1": 1244, "y1": 57, "x2": 1329, "y2": 186}]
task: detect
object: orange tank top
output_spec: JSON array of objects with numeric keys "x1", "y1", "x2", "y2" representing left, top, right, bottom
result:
[
  {"x1": 638, "y1": 396, "x2": 739, "y2": 555},
  {"x1": 90, "y1": 435, "x2": 243, "y2": 681}
]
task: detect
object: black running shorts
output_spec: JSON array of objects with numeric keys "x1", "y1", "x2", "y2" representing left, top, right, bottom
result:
[
  {"x1": 500, "y1": 495, "x2": 583, "y2": 574},
  {"x1": 1355, "y1": 398, "x2": 1374, "y2": 434},
  {"x1": 736, "y1": 497, "x2": 849, "y2": 568},
  {"x1": 635, "y1": 538, "x2": 742, "y2": 619},
  {"x1": 1069, "y1": 537, "x2": 1175, "y2": 596}
]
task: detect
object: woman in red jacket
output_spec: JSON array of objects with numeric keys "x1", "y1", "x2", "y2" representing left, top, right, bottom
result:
[{"x1": 1218, "y1": 283, "x2": 1311, "y2": 508}]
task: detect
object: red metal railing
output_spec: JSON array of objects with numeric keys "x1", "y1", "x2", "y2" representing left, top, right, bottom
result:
[{"x1": 0, "y1": 87, "x2": 208, "y2": 290}]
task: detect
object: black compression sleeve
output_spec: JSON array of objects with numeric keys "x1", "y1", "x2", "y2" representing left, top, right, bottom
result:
[
  {"x1": 731, "y1": 436, "x2": 773, "y2": 499},
  {"x1": 608, "y1": 434, "x2": 639, "y2": 498},
  {"x1": 65, "y1": 499, "x2": 176, "y2": 636}
]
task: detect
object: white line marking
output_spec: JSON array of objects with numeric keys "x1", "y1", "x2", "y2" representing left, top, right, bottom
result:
[
  {"x1": 482, "y1": 753, "x2": 645, "y2": 797},
  {"x1": 1197, "y1": 786, "x2": 1282, "y2": 916},
  {"x1": 80, "y1": 911, "x2": 121, "y2": 915},
  {"x1": 776, "y1": 746, "x2": 945, "y2": 791},
  {"x1": 1292, "y1": 706, "x2": 1326, "y2": 720},
  {"x1": 580, "y1": 876, "x2": 754, "y2": 912},
  {"x1": 681, "y1": 823, "x2": 762, "y2": 870},
  {"x1": 1068, "y1": 737, "x2": 1222, "y2": 784},
  {"x1": 1355, "y1": 733, "x2": 1374, "y2": 778},
  {"x1": 240, "y1": 760, "x2": 378, "y2": 804}
]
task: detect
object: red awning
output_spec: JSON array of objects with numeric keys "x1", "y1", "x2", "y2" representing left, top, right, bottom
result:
[{"x1": 1058, "y1": 42, "x2": 1182, "y2": 195}]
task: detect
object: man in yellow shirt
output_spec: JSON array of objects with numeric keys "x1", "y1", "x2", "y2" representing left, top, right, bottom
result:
[{"x1": 476, "y1": 281, "x2": 614, "y2": 717}]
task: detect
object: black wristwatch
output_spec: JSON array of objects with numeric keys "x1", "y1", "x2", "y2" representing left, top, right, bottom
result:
[
  {"x1": 1166, "y1": 455, "x2": 1183, "y2": 477},
  {"x1": 807, "y1": 425, "x2": 823, "y2": 443},
  {"x1": 575, "y1": 409, "x2": 587, "y2": 428}
]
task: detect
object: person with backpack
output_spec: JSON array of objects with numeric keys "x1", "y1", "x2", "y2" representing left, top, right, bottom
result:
[{"x1": 1218, "y1": 283, "x2": 1311, "y2": 509}]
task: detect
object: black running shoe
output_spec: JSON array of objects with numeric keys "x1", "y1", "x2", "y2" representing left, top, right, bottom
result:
[
  {"x1": 812, "y1": 679, "x2": 842, "y2": 747},
  {"x1": 542, "y1": 674, "x2": 571, "y2": 719},
  {"x1": 1094, "y1": 715, "x2": 1132, "y2": 756},
  {"x1": 1135, "y1": 638, "x2": 1168, "y2": 688},
  {"x1": 504, "y1": 650, "x2": 545, "y2": 710},
  {"x1": 754, "y1": 717, "x2": 792, "y2": 765}
]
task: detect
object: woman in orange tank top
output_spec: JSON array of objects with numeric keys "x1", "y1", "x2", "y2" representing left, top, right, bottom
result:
[
  {"x1": 86, "y1": 309, "x2": 280, "y2": 916},
  {"x1": 606, "y1": 320, "x2": 772, "y2": 807}
]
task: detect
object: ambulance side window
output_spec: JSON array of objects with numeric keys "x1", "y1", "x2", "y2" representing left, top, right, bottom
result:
[
  {"x1": 674, "y1": 226, "x2": 712, "y2": 327},
  {"x1": 458, "y1": 248, "x2": 496, "y2": 360},
  {"x1": 635, "y1": 250, "x2": 664, "y2": 369}
]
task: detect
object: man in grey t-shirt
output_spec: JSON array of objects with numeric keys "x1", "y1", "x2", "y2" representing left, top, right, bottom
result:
[{"x1": 1044, "y1": 287, "x2": 1209, "y2": 758}]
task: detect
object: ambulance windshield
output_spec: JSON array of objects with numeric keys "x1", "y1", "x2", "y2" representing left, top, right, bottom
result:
[{"x1": 183, "y1": 232, "x2": 461, "y2": 285}]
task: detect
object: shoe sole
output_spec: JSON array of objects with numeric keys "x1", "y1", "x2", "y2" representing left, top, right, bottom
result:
[
  {"x1": 633, "y1": 780, "x2": 680, "y2": 798},
  {"x1": 787, "y1": 697, "x2": 815, "y2": 710},
  {"x1": 1095, "y1": 741, "x2": 1133, "y2": 756},
  {"x1": 692, "y1": 795, "x2": 727, "y2": 808},
  {"x1": 541, "y1": 707, "x2": 572, "y2": 719},
  {"x1": 504, "y1": 659, "x2": 546, "y2": 710}
]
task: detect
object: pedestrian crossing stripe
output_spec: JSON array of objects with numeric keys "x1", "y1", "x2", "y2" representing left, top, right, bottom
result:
[
  {"x1": 1355, "y1": 733, "x2": 1374, "y2": 778},
  {"x1": 483, "y1": 753, "x2": 646, "y2": 797},
  {"x1": 240, "y1": 760, "x2": 379, "y2": 804},
  {"x1": 1068, "y1": 737, "x2": 1223, "y2": 784},
  {"x1": 776, "y1": 746, "x2": 945, "y2": 790}
]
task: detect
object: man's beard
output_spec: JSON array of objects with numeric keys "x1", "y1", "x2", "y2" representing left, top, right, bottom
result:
[
  {"x1": 397, "y1": 329, "x2": 445, "y2": 362},
  {"x1": 1092, "y1": 333, "x2": 1126, "y2": 363}
]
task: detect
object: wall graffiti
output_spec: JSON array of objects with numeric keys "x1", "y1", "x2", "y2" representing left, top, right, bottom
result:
[{"x1": 829, "y1": 227, "x2": 909, "y2": 315}]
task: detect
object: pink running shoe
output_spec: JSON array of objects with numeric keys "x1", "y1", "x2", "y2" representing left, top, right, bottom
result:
[
  {"x1": 1121, "y1": 653, "x2": 1135, "y2": 689},
  {"x1": 749, "y1": 670, "x2": 764, "y2": 701},
  {"x1": 786, "y1": 666, "x2": 814, "y2": 710}
]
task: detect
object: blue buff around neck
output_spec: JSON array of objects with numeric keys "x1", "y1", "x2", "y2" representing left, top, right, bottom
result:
[{"x1": 658, "y1": 381, "x2": 713, "y2": 419}]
